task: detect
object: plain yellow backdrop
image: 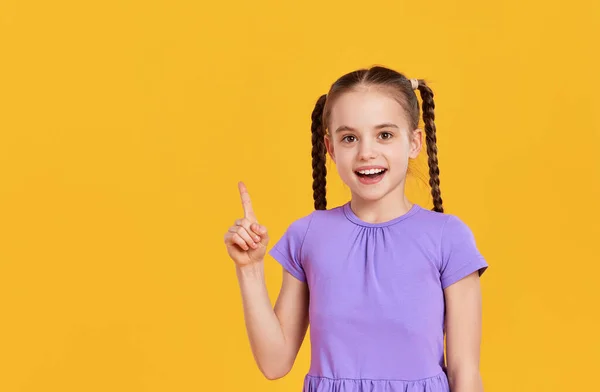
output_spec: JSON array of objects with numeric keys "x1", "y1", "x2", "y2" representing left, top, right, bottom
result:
[{"x1": 1, "y1": 0, "x2": 599, "y2": 391}]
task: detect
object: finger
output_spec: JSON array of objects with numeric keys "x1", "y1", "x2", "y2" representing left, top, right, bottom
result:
[
  {"x1": 250, "y1": 223, "x2": 268, "y2": 246},
  {"x1": 224, "y1": 231, "x2": 237, "y2": 243},
  {"x1": 250, "y1": 222, "x2": 267, "y2": 236},
  {"x1": 231, "y1": 233, "x2": 249, "y2": 251},
  {"x1": 236, "y1": 226, "x2": 258, "y2": 249},
  {"x1": 238, "y1": 181, "x2": 256, "y2": 221},
  {"x1": 236, "y1": 219, "x2": 261, "y2": 242},
  {"x1": 224, "y1": 232, "x2": 244, "y2": 248},
  {"x1": 235, "y1": 218, "x2": 252, "y2": 227}
]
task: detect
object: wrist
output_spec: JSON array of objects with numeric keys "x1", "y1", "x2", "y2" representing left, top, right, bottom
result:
[{"x1": 235, "y1": 261, "x2": 265, "y2": 280}]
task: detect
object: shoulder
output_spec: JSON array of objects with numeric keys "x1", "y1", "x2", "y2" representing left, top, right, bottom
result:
[
  {"x1": 408, "y1": 206, "x2": 454, "y2": 239},
  {"x1": 411, "y1": 206, "x2": 482, "y2": 261},
  {"x1": 412, "y1": 207, "x2": 487, "y2": 287},
  {"x1": 282, "y1": 204, "x2": 345, "y2": 238},
  {"x1": 268, "y1": 206, "x2": 345, "y2": 278},
  {"x1": 412, "y1": 206, "x2": 473, "y2": 236},
  {"x1": 439, "y1": 213, "x2": 478, "y2": 246}
]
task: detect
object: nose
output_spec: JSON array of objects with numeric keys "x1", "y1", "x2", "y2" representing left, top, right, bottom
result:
[{"x1": 357, "y1": 139, "x2": 378, "y2": 161}]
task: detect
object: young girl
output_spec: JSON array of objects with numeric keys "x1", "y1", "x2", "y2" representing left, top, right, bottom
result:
[{"x1": 224, "y1": 66, "x2": 488, "y2": 392}]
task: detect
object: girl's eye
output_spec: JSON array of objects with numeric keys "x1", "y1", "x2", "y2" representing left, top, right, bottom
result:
[
  {"x1": 379, "y1": 132, "x2": 393, "y2": 140},
  {"x1": 342, "y1": 135, "x2": 357, "y2": 143}
]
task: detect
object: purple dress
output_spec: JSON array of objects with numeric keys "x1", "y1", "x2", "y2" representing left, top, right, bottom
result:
[{"x1": 269, "y1": 202, "x2": 488, "y2": 392}]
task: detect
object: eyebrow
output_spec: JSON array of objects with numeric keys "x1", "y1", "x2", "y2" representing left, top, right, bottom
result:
[{"x1": 334, "y1": 123, "x2": 399, "y2": 133}]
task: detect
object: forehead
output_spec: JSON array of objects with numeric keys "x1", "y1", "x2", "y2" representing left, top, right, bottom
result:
[{"x1": 328, "y1": 89, "x2": 410, "y2": 131}]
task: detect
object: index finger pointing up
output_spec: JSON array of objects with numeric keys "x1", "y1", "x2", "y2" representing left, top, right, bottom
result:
[{"x1": 238, "y1": 181, "x2": 256, "y2": 221}]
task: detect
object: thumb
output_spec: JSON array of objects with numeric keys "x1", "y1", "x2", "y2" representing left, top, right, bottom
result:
[{"x1": 252, "y1": 223, "x2": 269, "y2": 246}]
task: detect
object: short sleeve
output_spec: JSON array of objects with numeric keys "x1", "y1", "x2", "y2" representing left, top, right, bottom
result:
[
  {"x1": 268, "y1": 214, "x2": 313, "y2": 283},
  {"x1": 439, "y1": 215, "x2": 488, "y2": 289}
]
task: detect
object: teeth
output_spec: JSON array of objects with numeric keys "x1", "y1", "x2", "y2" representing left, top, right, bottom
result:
[{"x1": 357, "y1": 168, "x2": 384, "y2": 175}]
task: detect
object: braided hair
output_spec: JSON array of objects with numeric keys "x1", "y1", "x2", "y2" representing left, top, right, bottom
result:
[
  {"x1": 311, "y1": 94, "x2": 328, "y2": 210},
  {"x1": 417, "y1": 81, "x2": 443, "y2": 212}
]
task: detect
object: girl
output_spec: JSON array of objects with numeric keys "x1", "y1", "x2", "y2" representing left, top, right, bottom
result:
[{"x1": 224, "y1": 66, "x2": 488, "y2": 392}]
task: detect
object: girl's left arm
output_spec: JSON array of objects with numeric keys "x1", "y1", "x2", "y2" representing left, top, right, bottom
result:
[{"x1": 444, "y1": 271, "x2": 484, "y2": 392}]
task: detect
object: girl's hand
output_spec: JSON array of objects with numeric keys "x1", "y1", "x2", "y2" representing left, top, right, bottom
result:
[{"x1": 224, "y1": 182, "x2": 269, "y2": 267}]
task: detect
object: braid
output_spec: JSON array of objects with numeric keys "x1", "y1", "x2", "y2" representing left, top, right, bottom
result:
[
  {"x1": 311, "y1": 94, "x2": 328, "y2": 210},
  {"x1": 417, "y1": 81, "x2": 444, "y2": 213}
]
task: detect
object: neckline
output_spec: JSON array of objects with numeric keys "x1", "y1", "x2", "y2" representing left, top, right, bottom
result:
[{"x1": 342, "y1": 201, "x2": 421, "y2": 228}]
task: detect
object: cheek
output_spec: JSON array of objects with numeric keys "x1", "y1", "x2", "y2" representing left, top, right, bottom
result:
[
  {"x1": 384, "y1": 143, "x2": 409, "y2": 160},
  {"x1": 332, "y1": 145, "x2": 355, "y2": 168}
]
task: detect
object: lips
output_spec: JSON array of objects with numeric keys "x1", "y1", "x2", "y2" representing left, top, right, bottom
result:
[{"x1": 354, "y1": 167, "x2": 387, "y2": 185}]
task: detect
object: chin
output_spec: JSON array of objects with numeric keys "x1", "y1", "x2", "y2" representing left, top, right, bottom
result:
[
  {"x1": 347, "y1": 183, "x2": 390, "y2": 202},
  {"x1": 346, "y1": 177, "x2": 405, "y2": 204},
  {"x1": 353, "y1": 190, "x2": 389, "y2": 203}
]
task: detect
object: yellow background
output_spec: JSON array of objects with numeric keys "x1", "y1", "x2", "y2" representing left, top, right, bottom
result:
[{"x1": 1, "y1": 0, "x2": 599, "y2": 391}]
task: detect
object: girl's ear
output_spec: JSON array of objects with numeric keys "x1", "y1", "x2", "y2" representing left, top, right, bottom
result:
[
  {"x1": 324, "y1": 135, "x2": 336, "y2": 163},
  {"x1": 409, "y1": 128, "x2": 423, "y2": 159}
]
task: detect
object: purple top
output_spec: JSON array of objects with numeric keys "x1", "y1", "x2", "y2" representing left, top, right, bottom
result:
[{"x1": 269, "y1": 202, "x2": 488, "y2": 392}]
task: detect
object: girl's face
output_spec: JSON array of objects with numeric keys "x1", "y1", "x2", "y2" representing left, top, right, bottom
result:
[{"x1": 325, "y1": 88, "x2": 422, "y2": 203}]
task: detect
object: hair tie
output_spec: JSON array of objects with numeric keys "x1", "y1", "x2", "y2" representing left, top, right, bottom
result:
[{"x1": 410, "y1": 79, "x2": 419, "y2": 90}]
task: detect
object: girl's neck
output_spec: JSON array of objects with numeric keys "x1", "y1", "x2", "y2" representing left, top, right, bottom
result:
[{"x1": 349, "y1": 186, "x2": 414, "y2": 224}]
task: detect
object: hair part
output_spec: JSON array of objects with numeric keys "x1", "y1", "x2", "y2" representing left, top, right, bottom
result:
[{"x1": 310, "y1": 66, "x2": 444, "y2": 213}]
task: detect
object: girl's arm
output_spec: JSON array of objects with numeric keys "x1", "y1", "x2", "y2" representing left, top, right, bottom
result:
[
  {"x1": 236, "y1": 263, "x2": 309, "y2": 380},
  {"x1": 444, "y1": 271, "x2": 484, "y2": 392},
  {"x1": 226, "y1": 182, "x2": 310, "y2": 380}
]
